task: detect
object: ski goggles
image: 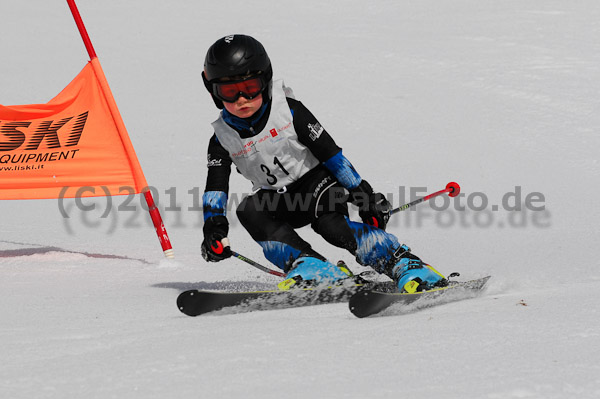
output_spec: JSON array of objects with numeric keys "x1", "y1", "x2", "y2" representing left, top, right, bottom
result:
[{"x1": 212, "y1": 76, "x2": 266, "y2": 103}]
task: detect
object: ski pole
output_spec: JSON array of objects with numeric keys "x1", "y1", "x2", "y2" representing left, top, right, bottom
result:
[
  {"x1": 390, "y1": 181, "x2": 460, "y2": 215},
  {"x1": 231, "y1": 251, "x2": 286, "y2": 277},
  {"x1": 215, "y1": 238, "x2": 287, "y2": 277}
]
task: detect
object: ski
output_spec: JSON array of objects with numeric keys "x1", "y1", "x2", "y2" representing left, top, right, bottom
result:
[
  {"x1": 349, "y1": 276, "x2": 491, "y2": 318},
  {"x1": 177, "y1": 280, "x2": 396, "y2": 317}
]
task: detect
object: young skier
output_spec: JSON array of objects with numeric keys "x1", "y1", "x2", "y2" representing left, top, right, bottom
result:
[{"x1": 200, "y1": 34, "x2": 446, "y2": 293}]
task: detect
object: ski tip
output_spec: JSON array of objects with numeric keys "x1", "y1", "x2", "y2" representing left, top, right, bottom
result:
[{"x1": 349, "y1": 275, "x2": 493, "y2": 318}]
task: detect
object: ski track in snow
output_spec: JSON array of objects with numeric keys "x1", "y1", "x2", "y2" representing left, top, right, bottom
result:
[{"x1": 2, "y1": 1, "x2": 600, "y2": 398}]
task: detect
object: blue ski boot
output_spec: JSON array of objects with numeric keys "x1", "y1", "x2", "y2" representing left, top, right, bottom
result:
[
  {"x1": 391, "y1": 245, "x2": 447, "y2": 293},
  {"x1": 279, "y1": 256, "x2": 351, "y2": 290}
]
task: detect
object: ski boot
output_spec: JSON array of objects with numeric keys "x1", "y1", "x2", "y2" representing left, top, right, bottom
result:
[
  {"x1": 278, "y1": 256, "x2": 351, "y2": 290},
  {"x1": 390, "y1": 245, "x2": 448, "y2": 293}
]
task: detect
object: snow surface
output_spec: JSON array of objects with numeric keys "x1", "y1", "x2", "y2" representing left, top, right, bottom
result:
[{"x1": 2, "y1": 0, "x2": 600, "y2": 398}]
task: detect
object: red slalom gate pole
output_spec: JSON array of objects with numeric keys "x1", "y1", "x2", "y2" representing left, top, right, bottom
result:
[
  {"x1": 66, "y1": 0, "x2": 174, "y2": 258},
  {"x1": 390, "y1": 182, "x2": 461, "y2": 216},
  {"x1": 66, "y1": 0, "x2": 97, "y2": 59},
  {"x1": 144, "y1": 191, "x2": 175, "y2": 258}
]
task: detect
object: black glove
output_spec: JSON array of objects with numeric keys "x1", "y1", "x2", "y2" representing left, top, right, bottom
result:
[
  {"x1": 349, "y1": 180, "x2": 392, "y2": 230},
  {"x1": 201, "y1": 215, "x2": 232, "y2": 262}
]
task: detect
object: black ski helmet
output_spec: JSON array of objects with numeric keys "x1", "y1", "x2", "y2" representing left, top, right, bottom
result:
[{"x1": 202, "y1": 34, "x2": 273, "y2": 109}]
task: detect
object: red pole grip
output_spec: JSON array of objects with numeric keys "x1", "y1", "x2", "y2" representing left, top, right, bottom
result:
[{"x1": 211, "y1": 241, "x2": 224, "y2": 254}]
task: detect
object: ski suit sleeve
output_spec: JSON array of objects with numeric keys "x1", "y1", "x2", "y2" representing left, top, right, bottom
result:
[
  {"x1": 287, "y1": 98, "x2": 362, "y2": 189},
  {"x1": 203, "y1": 134, "x2": 232, "y2": 221}
]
